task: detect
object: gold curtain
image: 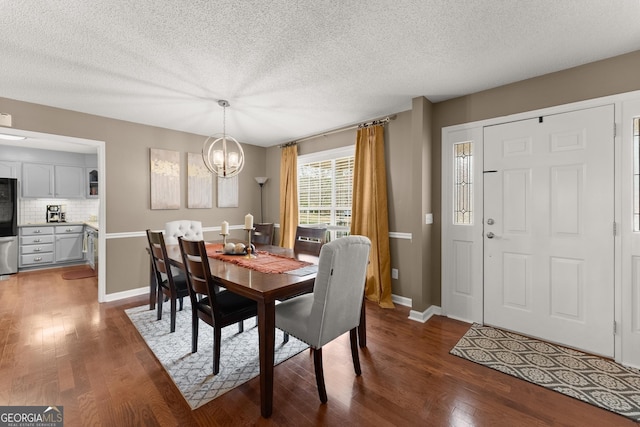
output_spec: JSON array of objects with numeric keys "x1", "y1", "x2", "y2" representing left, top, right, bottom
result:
[
  {"x1": 350, "y1": 125, "x2": 394, "y2": 308},
  {"x1": 278, "y1": 144, "x2": 299, "y2": 248}
]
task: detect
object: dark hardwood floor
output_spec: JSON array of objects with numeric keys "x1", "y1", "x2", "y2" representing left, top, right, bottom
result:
[{"x1": 0, "y1": 266, "x2": 636, "y2": 426}]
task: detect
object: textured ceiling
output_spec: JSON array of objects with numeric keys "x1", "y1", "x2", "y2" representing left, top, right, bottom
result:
[{"x1": 2, "y1": 1, "x2": 640, "y2": 148}]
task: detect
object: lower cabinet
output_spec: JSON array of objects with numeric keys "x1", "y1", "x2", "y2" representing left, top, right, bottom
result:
[
  {"x1": 55, "y1": 225, "x2": 84, "y2": 262},
  {"x1": 20, "y1": 226, "x2": 55, "y2": 267},
  {"x1": 20, "y1": 224, "x2": 85, "y2": 269}
]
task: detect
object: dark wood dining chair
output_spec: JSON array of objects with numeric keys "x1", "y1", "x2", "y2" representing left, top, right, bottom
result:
[
  {"x1": 276, "y1": 236, "x2": 371, "y2": 403},
  {"x1": 252, "y1": 223, "x2": 274, "y2": 245},
  {"x1": 177, "y1": 237, "x2": 258, "y2": 375},
  {"x1": 146, "y1": 229, "x2": 189, "y2": 333},
  {"x1": 293, "y1": 225, "x2": 328, "y2": 256}
]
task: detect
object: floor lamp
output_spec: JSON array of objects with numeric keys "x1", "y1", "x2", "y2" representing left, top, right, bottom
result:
[{"x1": 255, "y1": 177, "x2": 268, "y2": 223}]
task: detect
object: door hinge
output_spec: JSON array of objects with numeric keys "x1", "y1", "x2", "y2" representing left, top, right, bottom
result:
[
  {"x1": 614, "y1": 320, "x2": 617, "y2": 334},
  {"x1": 613, "y1": 221, "x2": 617, "y2": 236},
  {"x1": 614, "y1": 122, "x2": 617, "y2": 138}
]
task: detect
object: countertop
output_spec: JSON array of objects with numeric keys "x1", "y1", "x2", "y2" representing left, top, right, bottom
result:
[{"x1": 19, "y1": 221, "x2": 99, "y2": 231}]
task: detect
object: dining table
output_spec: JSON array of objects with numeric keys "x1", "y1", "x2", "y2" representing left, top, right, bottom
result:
[{"x1": 164, "y1": 241, "x2": 318, "y2": 417}]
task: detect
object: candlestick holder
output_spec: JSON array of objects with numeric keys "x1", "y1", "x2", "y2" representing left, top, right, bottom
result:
[
  {"x1": 220, "y1": 232, "x2": 228, "y2": 246},
  {"x1": 245, "y1": 228, "x2": 256, "y2": 258}
]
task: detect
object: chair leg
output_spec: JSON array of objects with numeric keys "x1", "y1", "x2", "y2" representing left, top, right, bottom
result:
[
  {"x1": 350, "y1": 328, "x2": 361, "y2": 376},
  {"x1": 191, "y1": 313, "x2": 198, "y2": 353},
  {"x1": 313, "y1": 348, "x2": 327, "y2": 403},
  {"x1": 283, "y1": 332, "x2": 289, "y2": 343},
  {"x1": 213, "y1": 327, "x2": 222, "y2": 375},
  {"x1": 179, "y1": 297, "x2": 184, "y2": 311},
  {"x1": 238, "y1": 320, "x2": 244, "y2": 333},
  {"x1": 170, "y1": 296, "x2": 177, "y2": 333},
  {"x1": 157, "y1": 289, "x2": 163, "y2": 321}
]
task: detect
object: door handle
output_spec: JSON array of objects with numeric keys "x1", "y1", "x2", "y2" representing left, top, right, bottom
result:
[{"x1": 486, "y1": 232, "x2": 495, "y2": 239}]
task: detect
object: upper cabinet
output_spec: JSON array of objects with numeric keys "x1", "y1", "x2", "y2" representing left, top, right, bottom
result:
[
  {"x1": 55, "y1": 165, "x2": 84, "y2": 198},
  {"x1": 0, "y1": 161, "x2": 20, "y2": 179},
  {"x1": 22, "y1": 163, "x2": 54, "y2": 197},
  {"x1": 87, "y1": 168, "x2": 98, "y2": 198},
  {"x1": 22, "y1": 163, "x2": 85, "y2": 198}
]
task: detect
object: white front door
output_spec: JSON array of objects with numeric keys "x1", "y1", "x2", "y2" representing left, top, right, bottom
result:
[{"x1": 483, "y1": 105, "x2": 615, "y2": 357}]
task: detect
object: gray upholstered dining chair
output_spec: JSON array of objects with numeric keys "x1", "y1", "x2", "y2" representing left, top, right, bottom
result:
[
  {"x1": 275, "y1": 235, "x2": 371, "y2": 403},
  {"x1": 164, "y1": 220, "x2": 203, "y2": 245}
]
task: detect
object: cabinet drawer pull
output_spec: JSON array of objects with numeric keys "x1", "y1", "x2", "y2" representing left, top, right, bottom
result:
[
  {"x1": 33, "y1": 239, "x2": 41, "y2": 242},
  {"x1": 34, "y1": 230, "x2": 41, "y2": 233},
  {"x1": 34, "y1": 257, "x2": 42, "y2": 261},
  {"x1": 34, "y1": 248, "x2": 41, "y2": 252},
  {"x1": 66, "y1": 228, "x2": 73, "y2": 232}
]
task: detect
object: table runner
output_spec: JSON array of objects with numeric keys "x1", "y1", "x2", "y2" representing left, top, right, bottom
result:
[{"x1": 205, "y1": 243, "x2": 312, "y2": 274}]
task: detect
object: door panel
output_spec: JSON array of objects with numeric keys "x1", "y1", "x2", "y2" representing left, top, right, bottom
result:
[{"x1": 484, "y1": 105, "x2": 614, "y2": 357}]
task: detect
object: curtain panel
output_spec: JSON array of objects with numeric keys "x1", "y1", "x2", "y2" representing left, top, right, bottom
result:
[
  {"x1": 279, "y1": 144, "x2": 299, "y2": 248},
  {"x1": 350, "y1": 125, "x2": 394, "y2": 308}
]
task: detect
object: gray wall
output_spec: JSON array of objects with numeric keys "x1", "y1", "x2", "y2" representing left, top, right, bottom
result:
[{"x1": 2, "y1": 49, "x2": 640, "y2": 308}]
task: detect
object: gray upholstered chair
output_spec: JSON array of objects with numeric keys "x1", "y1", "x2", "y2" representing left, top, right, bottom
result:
[
  {"x1": 275, "y1": 235, "x2": 371, "y2": 403},
  {"x1": 164, "y1": 220, "x2": 203, "y2": 245}
]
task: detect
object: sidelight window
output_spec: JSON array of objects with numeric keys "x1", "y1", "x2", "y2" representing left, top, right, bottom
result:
[{"x1": 453, "y1": 141, "x2": 473, "y2": 225}]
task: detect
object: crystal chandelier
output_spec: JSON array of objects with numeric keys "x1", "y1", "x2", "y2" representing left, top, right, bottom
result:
[{"x1": 202, "y1": 100, "x2": 245, "y2": 178}]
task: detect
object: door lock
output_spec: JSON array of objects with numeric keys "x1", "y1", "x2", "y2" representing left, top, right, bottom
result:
[{"x1": 486, "y1": 218, "x2": 495, "y2": 225}]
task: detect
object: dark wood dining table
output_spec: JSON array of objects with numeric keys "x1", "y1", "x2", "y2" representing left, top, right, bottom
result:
[{"x1": 163, "y1": 241, "x2": 317, "y2": 418}]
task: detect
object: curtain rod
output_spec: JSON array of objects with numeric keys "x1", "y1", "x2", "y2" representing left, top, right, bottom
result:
[{"x1": 279, "y1": 114, "x2": 397, "y2": 147}]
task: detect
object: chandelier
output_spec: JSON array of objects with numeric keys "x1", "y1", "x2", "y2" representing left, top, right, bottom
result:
[{"x1": 202, "y1": 100, "x2": 245, "y2": 178}]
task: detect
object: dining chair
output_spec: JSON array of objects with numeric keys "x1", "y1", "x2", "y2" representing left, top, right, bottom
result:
[
  {"x1": 252, "y1": 223, "x2": 274, "y2": 245},
  {"x1": 275, "y1": 235, "x2": 371, "y2": 403},
  {"x1": 178, "y1": 236, "x2": 258, "y2": 375},
  {"x1": 164, "y1": 220, "x2": 203, "y2": 245},
  {"x1": 146, "y1": 229, "x2": 189, "y2": 333},
  {"x1": 293, "y1": 225, "x2": 327, "y2": 256}
]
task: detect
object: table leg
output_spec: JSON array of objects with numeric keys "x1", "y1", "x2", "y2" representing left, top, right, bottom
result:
[
  {"x1": 358, "y1": 298, "x2": 366, "y2": 348},
  {"x1": 257, "y1": 300, "x2": 276, "y2": 418},
  {"x1": 149, "y1": 256, "x2": 156, "y2": 310}
]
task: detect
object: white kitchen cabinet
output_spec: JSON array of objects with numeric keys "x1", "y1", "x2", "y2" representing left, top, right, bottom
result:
[
  {"x1": 0, "y1": 160, "x2": 20, "y2": 178},
  {"x1": 54, "y1": 225, "x2": 84, "y2": 262},
  {"x1": 22, "y1": 163, "x2": 54, "y2": 197},
  {"x1": 19, "y1": 226, "x2": 55, "y2": 267},
  {"x1": 22, "y1": 163, "x2": 85, "y2": 198},
  {"x1": 55, "y1": 165, "x2": 84, "y2": 198}
]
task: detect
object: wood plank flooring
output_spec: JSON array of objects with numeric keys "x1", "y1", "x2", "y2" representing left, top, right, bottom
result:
[{"x1": 0, "y1": 267, "x2": 636, "y2": 426}]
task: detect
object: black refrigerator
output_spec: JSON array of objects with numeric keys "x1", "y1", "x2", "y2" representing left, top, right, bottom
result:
[{"x1": 0, "y1": 178, "x2": 18, "y2": 275}]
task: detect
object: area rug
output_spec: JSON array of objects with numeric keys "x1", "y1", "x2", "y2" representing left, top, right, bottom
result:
[
  {"x1": 125, "y1": 304, "x2": 309, "y2": 409},
  {"x1": 450, "y1": 323, "x2": 640, "y2": 422},
  {"x1": 61, "y1": 268, "x2": 96, "y2": 280}
]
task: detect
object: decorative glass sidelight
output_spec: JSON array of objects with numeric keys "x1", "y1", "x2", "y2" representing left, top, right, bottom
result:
[{"x1": 453, "y1": 141, "x2": 473, "y2": 225}]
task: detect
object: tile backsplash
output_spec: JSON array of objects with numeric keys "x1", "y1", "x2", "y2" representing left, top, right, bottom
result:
[{"x1": 19, "y1": 198, "x2": 99, "y2": 224}]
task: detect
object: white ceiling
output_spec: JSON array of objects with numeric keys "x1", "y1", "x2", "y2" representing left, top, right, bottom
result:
[{"x1": 2, "y1": 1, "x2": 640, "y2": 150}]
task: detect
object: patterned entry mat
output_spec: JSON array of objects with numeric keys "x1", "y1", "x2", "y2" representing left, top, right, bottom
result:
[
  {"x1": 126, "y1": 304, "x2": 309, "y2": 409},
  {"x1": 450, "y1": 323, "x2": 640, "y2": 422}
]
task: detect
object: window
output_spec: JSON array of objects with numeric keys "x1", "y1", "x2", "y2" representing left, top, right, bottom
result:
[
  {"x1": 453, "y1": 141, "x2": 473, "y2": 224},
  {"x1": 298, "y1": 146, "x2": 355, "y2": 241},
  {"x1": 634, "y1": 117, "x2": 640, "y2": 231}
]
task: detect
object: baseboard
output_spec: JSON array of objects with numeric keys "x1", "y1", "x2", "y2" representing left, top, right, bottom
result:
[
  {"x1": 104, "y1": 286, "x2": 149, "y2": 302},
  {"x1": 392, "y1": 294, "x2": 412, "y2": 307},
  {"x1": 408, "y1": 305, "x2": 442, "y2": 323}
]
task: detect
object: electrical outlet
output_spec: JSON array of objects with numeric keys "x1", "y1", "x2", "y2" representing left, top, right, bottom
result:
[
  {"x1": 391, "y1": 268, "x2": 398, "y2": 279},
  {"x1": 425, "y1": 213, "x2": 433, "y2": 224}
]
